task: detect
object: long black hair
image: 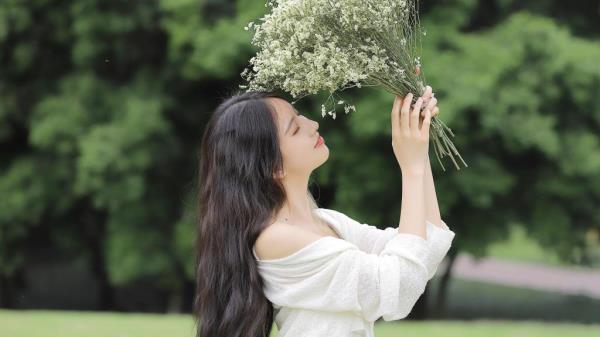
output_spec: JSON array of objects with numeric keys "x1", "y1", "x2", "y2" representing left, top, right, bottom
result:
[{"x1": 193, "y1": 90, "x2": 324, "y2": 337}]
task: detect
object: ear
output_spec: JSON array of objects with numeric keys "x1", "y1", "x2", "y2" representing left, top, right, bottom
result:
[{"x1": 274, "y1": 170, "x2": 286, "y2": 179}]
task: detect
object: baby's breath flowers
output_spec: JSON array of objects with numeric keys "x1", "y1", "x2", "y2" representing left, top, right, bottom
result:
[{"x1": 240, "y1": 0, "x2": 467, "y2": 171}]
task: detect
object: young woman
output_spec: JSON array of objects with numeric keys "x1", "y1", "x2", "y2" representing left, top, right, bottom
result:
[{"x1": 194, "y1": 87, "x2": 455, "y2": 337}]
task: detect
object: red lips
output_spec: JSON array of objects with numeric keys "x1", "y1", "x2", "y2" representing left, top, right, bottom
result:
[{"x1": 314, "y1": 134, "x2": 324, "y2": 148}]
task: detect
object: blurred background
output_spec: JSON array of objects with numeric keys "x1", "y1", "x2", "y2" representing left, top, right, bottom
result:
[{"x1": 0, "y1": 0, "x2": 599, "y2": 336}]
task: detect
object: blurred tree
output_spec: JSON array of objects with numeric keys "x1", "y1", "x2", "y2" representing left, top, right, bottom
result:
[
  {"x1": 329, "y1": 5, "x2": 600, "y2": 319},
  {"x1": 0, "y1": 0, "x2": 598, "y2": 318},
  {"x1": 0, "y1": 0, "x2": 187, "y2": 310}
]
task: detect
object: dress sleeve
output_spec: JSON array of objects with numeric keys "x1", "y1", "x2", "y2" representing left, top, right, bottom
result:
[
  {"x1": 321, "y1": 208, "x2": 456, "y2": 280},
  {"x1": 256, "y1": 232, "x2": 450, "y2": 323},
  {"x1": 423, "y1": 219, "x2": 455, "y2": 280},
  {"x1": 324, "y1": 209, "x2": 402, "y2": 254}
]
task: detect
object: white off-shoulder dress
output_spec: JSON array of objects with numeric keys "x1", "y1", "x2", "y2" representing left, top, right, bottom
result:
[{"x1": 252, "y1": 207, "x2": 456, "y2": 337}]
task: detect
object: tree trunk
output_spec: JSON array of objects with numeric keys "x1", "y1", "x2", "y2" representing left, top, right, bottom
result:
[
  {"x1": 81, "y1": 203, "x2": 115, "y2": 311},
  {"x1": 166, "y1": 288, "x2": 182, "y2": 313},
  {"x1": 182, "y1": 279, "x2": 195, "y2": 313},
  {"x1": 89, "y1": 231, "x2": 115, "y2": 311},
  {"x1": 0, "y1": 267, "x2": 26, "y2": 309},
  {"x1": 433, "y1": 251, "x2": 457, "y2": 319},
  {"x1": 408, "y1": 285, "x2": 428, "y2": 320},
  {"x1": 166, "y1": 264, "x2": 195, "y2": 313},
  {"x1": 0, "y1": 274, "x2": 15, "y2": 308}
]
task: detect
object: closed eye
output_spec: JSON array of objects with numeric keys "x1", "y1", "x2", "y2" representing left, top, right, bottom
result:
[{"x1": 291, "y1": 112, "x2": 301, "y2": 135}]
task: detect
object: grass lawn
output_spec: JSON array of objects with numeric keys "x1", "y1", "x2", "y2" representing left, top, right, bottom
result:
[
  {"x1": 0, "y1": 309, "x2": 197, "y2": 337},
  {"x1": 1, "y1": 309, "x2": 599, "y2": 337}
]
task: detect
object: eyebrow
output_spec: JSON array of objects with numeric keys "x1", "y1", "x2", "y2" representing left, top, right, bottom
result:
[{"x1": 284, "y1": 108, "x2": 299, "y2": 135}]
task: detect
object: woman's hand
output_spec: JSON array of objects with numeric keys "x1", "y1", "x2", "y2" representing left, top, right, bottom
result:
[{"x1": 391, "y1": 86, "x2": 438, "y2": 175}]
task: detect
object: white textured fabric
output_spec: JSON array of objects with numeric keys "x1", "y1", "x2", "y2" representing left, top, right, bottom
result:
[{"x1": 252, "y1": 207, "x2": 456, "y2": 337}]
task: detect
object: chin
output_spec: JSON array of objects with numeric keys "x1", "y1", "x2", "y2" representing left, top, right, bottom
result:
[{"x1": 316, "y1": 146, "x2": 329, "y2": 165}]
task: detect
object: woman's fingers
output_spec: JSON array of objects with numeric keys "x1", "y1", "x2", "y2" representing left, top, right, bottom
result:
[
  {"x1": 395, "y1": 88, "x2": 436, "y2": 138},
  {"x1": 422, "y1": 86, "x2": 432, "y2": 103},
  {"x1": 422, "y1": 96, "x2": 437, "y2": 116},
  {"x1": 391, "y1": 95, "x2": 402, "y2": 138},
  {"x1": 411, "y1": 97, "x2": 424, "y2": 136},
  {"x1": 400, "y1": 93, "x2": 413, "y2": 136},
  {"x1": 420, "y1": 104, "x2": 432, "y2": 136}
]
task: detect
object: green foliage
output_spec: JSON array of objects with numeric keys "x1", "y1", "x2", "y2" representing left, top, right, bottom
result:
[
  {"x1": 330, "y1": 10, "x2": 600, "y2": 263},
  {"x1": 0, "y1": 0, "x2": 598, "y2": 311}
]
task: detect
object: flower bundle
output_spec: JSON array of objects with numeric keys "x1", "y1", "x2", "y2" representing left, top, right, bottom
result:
[{"x1": 240, "y1": 0, "x2": 467, "y2": 171}]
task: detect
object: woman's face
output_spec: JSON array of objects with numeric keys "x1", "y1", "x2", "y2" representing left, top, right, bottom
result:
[{"x1": 267, "y1": 97, "x2": 329, "y2": 178}]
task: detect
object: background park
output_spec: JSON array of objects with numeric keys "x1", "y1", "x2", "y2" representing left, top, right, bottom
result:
[{"x1": 0, "y1": 0, "x2": 599, "y2": 336}]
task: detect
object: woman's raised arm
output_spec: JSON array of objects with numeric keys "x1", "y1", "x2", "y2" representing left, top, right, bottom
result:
[{"x1": 391, "y1": 86, "x2": 436, "y2": 239}]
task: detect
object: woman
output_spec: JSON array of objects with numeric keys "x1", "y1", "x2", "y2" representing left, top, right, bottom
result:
[{"x1": 194, "y1": 86, "x2": 455, "y2": 337}]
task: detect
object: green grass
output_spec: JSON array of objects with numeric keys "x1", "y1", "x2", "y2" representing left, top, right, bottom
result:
[
  {"x1": 1, "y1": 309, "x2": 599, "y2": 337},
  {"x1": 0, "y1": 310, "x2": 196, "y2": 337},
  {"x1": 375, "y1": 320, "x2": 600, "y2": 337}
]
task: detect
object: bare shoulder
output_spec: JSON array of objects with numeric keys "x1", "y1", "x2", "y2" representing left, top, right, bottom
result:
[{"x1": 254, "y1": 222, "x2": 323, "y2": 261}]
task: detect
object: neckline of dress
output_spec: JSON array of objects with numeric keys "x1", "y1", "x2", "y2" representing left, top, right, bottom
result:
[{"x1": 253, "y1": 208, "x2": 345, "y2": 263}]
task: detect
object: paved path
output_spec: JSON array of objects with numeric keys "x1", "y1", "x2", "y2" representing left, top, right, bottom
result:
[{"x1": 448, "y1": 253, "x2": 600, "y2": 299}]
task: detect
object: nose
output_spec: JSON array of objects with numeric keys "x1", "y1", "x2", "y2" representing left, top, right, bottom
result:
[{"x1": 300, "y1": 115, "x2": 319, "y2": 135}]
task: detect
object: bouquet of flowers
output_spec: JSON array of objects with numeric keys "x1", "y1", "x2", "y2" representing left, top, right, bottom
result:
[{"x1": 239, "y1": 0, "x2": 467, "y2": 171}]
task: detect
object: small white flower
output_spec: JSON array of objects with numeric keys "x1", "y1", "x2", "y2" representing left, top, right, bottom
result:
[{"x1": 243, "y1": 0, "x2": 427, "y2": 123}]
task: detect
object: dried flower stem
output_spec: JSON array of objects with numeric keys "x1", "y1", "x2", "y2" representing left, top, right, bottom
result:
[{"x1": 241, "y1": 0, "x2": 467, "y2": 170}]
